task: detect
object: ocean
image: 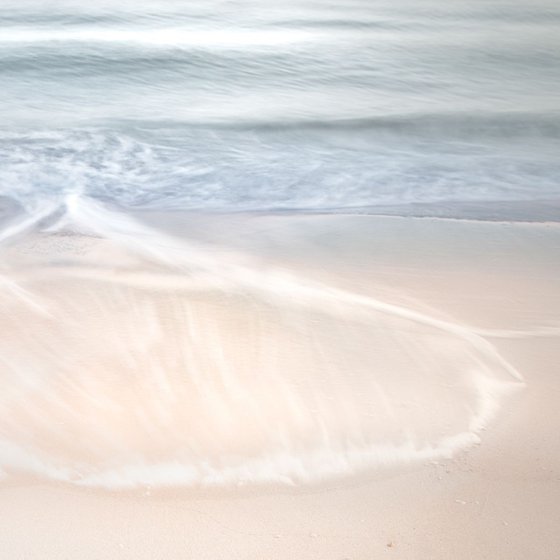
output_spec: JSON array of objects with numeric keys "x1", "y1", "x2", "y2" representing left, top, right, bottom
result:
[{"x1": 1, "y1": 0, "x2": 559, "y2": 216}]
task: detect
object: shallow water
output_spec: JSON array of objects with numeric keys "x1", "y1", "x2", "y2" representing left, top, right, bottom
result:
[{"x1": 0, "y1": 201, "x2": 529, "y2": 488}]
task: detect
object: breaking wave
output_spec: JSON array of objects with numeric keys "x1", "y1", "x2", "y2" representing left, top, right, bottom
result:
[{"x1": 1, "y1": 126, "x2": 559, "y2": 215}]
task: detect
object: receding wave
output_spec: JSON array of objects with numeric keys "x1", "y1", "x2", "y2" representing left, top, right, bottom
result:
[{"x1": 0, "y1": 198, "x2": 529, "y2": 489}]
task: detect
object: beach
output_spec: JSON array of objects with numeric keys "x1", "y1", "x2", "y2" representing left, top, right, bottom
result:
[
  {"x1": 0, "y1": 206, "x2": 559, "y2": 558},
  {"x1": 1, "y1": 0, "x2": 560, "y2": 556}
]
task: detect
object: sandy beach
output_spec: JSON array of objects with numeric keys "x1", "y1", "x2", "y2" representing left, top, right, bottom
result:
[
  {"x1": 2, "y1": 0, "x2": 560, "y2": 555},
  {"x1": 0, "y1": 207, "x2": 559, "y2": 558}
]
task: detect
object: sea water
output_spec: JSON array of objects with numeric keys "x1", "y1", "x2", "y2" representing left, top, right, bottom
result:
[{"x1": 0, "y1": 0, "x2": 559, "y2": 215}]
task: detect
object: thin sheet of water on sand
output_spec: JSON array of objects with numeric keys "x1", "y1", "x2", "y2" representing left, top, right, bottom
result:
[{"x1": 0, "y1": 203, "x2": 524, "y2": 488}]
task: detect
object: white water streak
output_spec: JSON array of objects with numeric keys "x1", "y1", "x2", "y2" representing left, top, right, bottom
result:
[{"x1": 62, "y1": 196, "x2": 537, "y2": 383}]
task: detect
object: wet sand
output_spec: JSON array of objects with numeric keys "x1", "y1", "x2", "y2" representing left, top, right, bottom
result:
[{"x1": 0, "y1": 209, "x2": 559, "y2": 558}]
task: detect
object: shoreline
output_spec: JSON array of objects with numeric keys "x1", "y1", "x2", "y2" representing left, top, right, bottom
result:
[
  {"x1": 3, "y1": 195, "x2": 560, "y2": 232},
  {"x1": 0, "y1": 209, "x2": 559, "y2": 557}
]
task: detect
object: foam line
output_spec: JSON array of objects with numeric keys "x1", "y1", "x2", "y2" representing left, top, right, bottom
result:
[
  {"x1": 0, "y1": 27, "x2": 318, "y2": 48},
  {"x1": 472, "y1": 326, "x2": 560, "y2": 339}
]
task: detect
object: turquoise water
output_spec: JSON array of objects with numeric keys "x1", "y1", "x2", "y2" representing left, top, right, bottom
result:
[{"x1": 1, "y1": 0, "x2": 559, "y2": 214}]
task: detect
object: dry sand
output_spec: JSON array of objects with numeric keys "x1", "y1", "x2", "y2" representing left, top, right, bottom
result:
[{"x1": 0, "y1": 211, "x2": 559, "y2": 559}]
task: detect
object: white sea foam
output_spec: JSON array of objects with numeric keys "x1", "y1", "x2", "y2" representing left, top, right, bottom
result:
[
  {"x1": 0, "y1": 198, "x2": 533, "y2": 489},
  {"x1": 0, "y1": 27, "x2": 318, "y2": 48},
  {"x1": 1, "y1": 128, "x2": 559, "y2": 215}
]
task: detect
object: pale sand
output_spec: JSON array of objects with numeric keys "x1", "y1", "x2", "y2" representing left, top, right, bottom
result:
[{"x1": 0, "y1": 211, "x2": 559, "y2": 558}]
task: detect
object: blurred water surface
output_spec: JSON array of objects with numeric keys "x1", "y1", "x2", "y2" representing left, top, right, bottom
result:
[{"x1": 0, "y1": 0, "x2": 559, "y2": 213}]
